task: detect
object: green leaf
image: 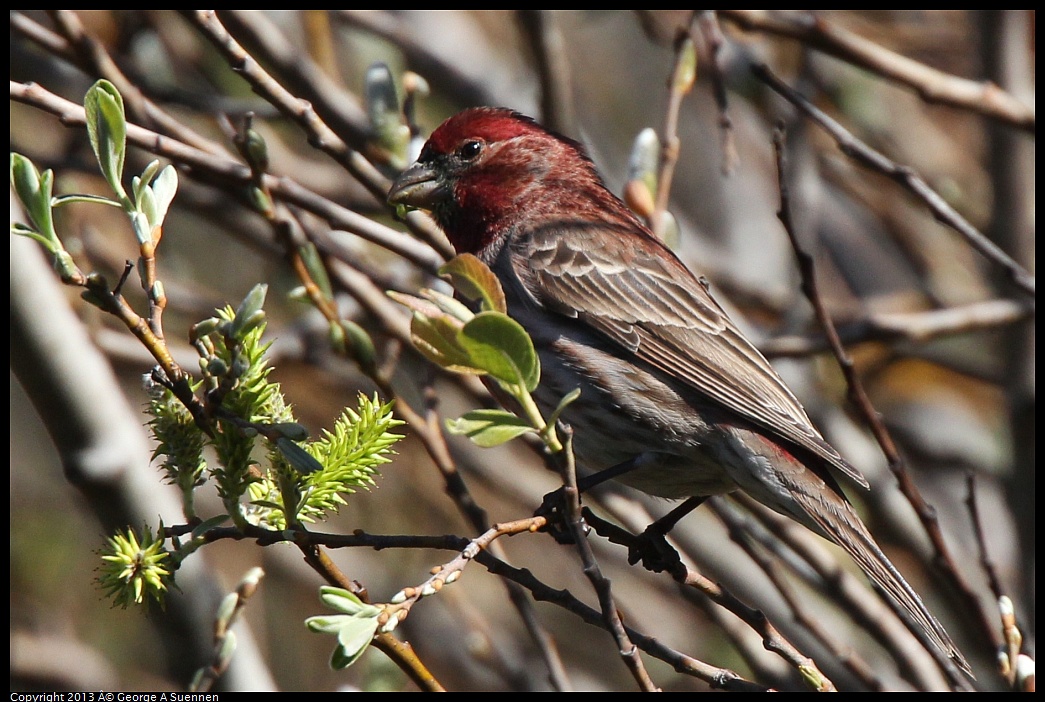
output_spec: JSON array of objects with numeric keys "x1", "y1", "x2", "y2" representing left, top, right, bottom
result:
[
  {"x1": 10, "y1": 153, "x2": 58, "y2": 245},
  {"x1": 547, "y1": 387, "x2": 582, "y2": 427},
  {"x1": 408, "y1": 312, "x2": 475, "y2": 372},
  {"x1": 191, "y1": 514, "x2": 231, "y2": 540},
  {"x1": 150, "y1": 164, "x2": 178, "y2": 227},
  {"x1": 673, "y1": 36, "x2": 698, "y2": 95},
  {"x1": 10, "y1": 224, "x2": 55, "y2": 251},
  {"x1": 84, "y1": 79, "x2": 128, "y2": 199},
  {"x1": 276, "y1": 436, "x2": 324, "y2": 475},
  {"x1": 338, "y1": 319, "x2": 377, "y2": 373},
  {"x1": 335, "y1": 615, "x2": 380, "y2": 667},
  {"x1": 231, "y1": 284, "x2": 268, "y2": 338},
  {"x1": 421, "y1": 288, "x2": 475, "y2": 323},
  {"x1": 307, "y1": 586, "x2": 382, "y2": 669},
  {"x1": 299, "y1": 242, "x2": 333, "y2": 300},
  {"x1": 306, "y1": 614, "x2": 347, "y2": 636},
  {"x1": 130, "y1": 211, "x2": 151, "y2": 246},
  {"x1": 137, "y1": 183, "x2": 159, "y2": 230},
  {"x1": 138, "y1": 159, "x2": 164, "y2": 187},
  {"x1": 51, "y1": 193, "x2": 122, "y2": 208},
  {"x1": 319, "y1": 586, "x2": 382, "y2": 617},
  {"x1": 440, "y1": 253, "x2": 506, "y2": 313},
  {"x1": 243, "y1": 128, "x2": 270, "y2": 173},
  {"x1": 627, "y1": 128, "x2": 660, "y2": 201},
  {"x1": 446, "y1": 409, "x2": 536, "y2": 447},
  {"x1": 366, "y1": 62, "x2": 408, "y2": 169},
  {"x1": 459, "y1": 312, "x2": 540, "y2": 391}
]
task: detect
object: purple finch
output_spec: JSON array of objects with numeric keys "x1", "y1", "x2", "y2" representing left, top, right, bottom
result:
[{"x1": 388, "y1": 107, "x2": 970, "y2": 677}]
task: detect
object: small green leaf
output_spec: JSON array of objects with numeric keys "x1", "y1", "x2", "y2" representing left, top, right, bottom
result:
[
  {"x1": 673, "y1": 36, "x2": 697, "y2": 95},
  {"x1": 231, "y1": 284, "x2": 268, "y2": 338},
  {"x1": 10, "y1": 224, "x2": 55, "y2": 251},
  {"x1": 306, "y1": 587, "x2": 382, "y2": 670},
  {"x1": 130, "y1": 211, "x2": 151, "y2": 245},
  {"x1": 306, "y1": 614, "x2": 347, "y2": 635},
  {"x1": 216, "y1": 592, "x2": 239, "y2": 626},
  {"x1": 248, "y1": 186, "x2": 272, "y2": 213},
  {"x1": 319, "y1": 586, "x2": 382, "y2": 617},
  {"x1": 218, "y1": 629, "x2": 238, "y2": 661},
  {"x1": 446, "y1": 409, "x2": 536, "y2": 447},
  {"x1": 339, "y1": 319, "x2": 377, "y2": 373},
  {"x1": 421, "y1": 288, "x2": 475, "y2": 323},
  {"x1": 137, "y1": 182, "x2": 159, "y2": 229},
  {"x1": 459, "y1": 312, "x2": 540, "y2": 391},
  {"x1": 84, "y1": 79, "x2": 128, "y2": 199},
  {"x1": 243, "y1": 128, "x2": 269, "y2": 173},
  {"x1": 299, "y1": 242, "x2": 333, "y2": 300},
  {"x1": 51, "y1": 193, "x2": 122, "y2": 208},
  {"x1": 10, "y1": 153, "x2": 43, "y2": 216},
  {"x1": 627, "y1": 128, "x2": 660, "y2": 201},
  {"x1": 333, "y1": 615, "x2": 380, "y2": 668},
  {"x1": 149, "y1": 164, "x2": 178, "y2": 228},
  {"x1": 547, "y1": 387, "x2": 582, "y2": 427},
  {"x1": 366, "y1": 62, "x2": 408, "y2": 168},
  {"x1": 440, "y1": 253, "x2": 506, "y2": 313},
  {"x1": 276, "y1": 436, "x2": 323, "y2": 475},
  {"x1": 10, "y1": 153, "x2": 58, "y2": 245},
  {"x1": 138, "y1": 159, "x2": 163, "y2": 187},
  {"x1": 409, "y1": 312, "x2": 474, "y2": 372},
  {"x1": 387, "y1": 290, "x2": 444, "y2": 319},
  {"x1": 190, "y1": 515, "x2": 231, "y2": 540}
]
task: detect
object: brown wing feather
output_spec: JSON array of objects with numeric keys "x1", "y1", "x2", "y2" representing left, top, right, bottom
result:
[{"x1": 517, "y1": 222, "x2": 869, "y2": 489}]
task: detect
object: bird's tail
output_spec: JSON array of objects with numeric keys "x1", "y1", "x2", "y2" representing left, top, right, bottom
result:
[{"x1": 781, "y1": 470, "x2": 973, "y2": 679}]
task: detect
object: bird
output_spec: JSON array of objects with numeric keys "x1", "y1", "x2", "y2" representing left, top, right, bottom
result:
[{"x1": 387, "y1": 106, "x2": 971, "y2": 677}]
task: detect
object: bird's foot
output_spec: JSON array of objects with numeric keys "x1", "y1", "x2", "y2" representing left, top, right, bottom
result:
[
  {"x1": 535, "y1": 487, "x2": 589, "y2": 545},
  {"x1": 627, "y1": 523, "x2": 683, "y2": 573}
]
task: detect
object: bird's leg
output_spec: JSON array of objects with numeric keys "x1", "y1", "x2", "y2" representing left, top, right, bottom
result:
[
  {"x1": 576, "y1": 454, "x2": 650, "y2": 493},
  {"x1": 627, "y1": 496, "x2": 706, "y2": 572},
  {"x1": 536, "y1": 455, "x2": 649, "y2": 544}
]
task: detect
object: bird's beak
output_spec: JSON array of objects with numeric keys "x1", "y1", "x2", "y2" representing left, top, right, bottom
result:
[{"x1": 387, "y1": 161, "x2": 448, "y2": 211}]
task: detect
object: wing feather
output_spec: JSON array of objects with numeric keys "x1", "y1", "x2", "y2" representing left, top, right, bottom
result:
[{"x1": 514, "y1": 222, "x2": 868, "y2": 489}]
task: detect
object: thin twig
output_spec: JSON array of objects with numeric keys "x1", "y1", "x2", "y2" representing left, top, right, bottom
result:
[
  {"x1": 732, "y1": 495, "x2": 956, "y2": 690},
  {"x1": 761, "y1": 298, "x2": 1033, "y2": 358},
  {"x1": 695, "y1": 11, "x2": 738, "y2": 175},
  {"x1": 9, "y1": 80, "x2": 446, "y2": 272},
  {"x1": 964, "y1": 473, "x2": 1013, "y2": 680},
  {"x1": 472, "y1": 549, "x2": 767, "y2": 691},
  {"x1": 754, "y1": 62, "x2": 1034, "y2": 298},
  {"x1": 183, "y1": 10, "x2": 454, "y2": 260},
  {"x1": 553, "y1": 431, "x2": 659, "y2": 691},
  {"x1": 650, "y1": 28, "x2": 696, "y2": 238},
  {"x1": 215, "y1": 10, "x2": 371, "y2": 152},
  {"x1": 584, "y1": 505, "x2": 836, "y2": 691},
  {"x1": 38, "y1": 11, "x2": 228, "y2": 155},
  {"x1": 187, "y1": 518, "x2": 762, "y2": 689},
  {"x1": 772, "y1": 125, "x2": 984, "y2": 688},
  {"x1": 516, "y1": 10, "x2": 576, "y2": 137},
  {"x1": 710, "y1": 500, "x2": 879, "y2": 690},
  {"x1": 720, "y1": 10, "x2": 1035, "y2": 132}
]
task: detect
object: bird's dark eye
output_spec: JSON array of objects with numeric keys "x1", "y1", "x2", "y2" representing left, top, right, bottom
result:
[{"x1": 457, "y1": 140, "x2": 482, "y2": 161}]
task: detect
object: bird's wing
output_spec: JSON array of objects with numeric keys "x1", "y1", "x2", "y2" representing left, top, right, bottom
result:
[{"x1": 515, "y1": 221, "x2": 868, "y2": 489}]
